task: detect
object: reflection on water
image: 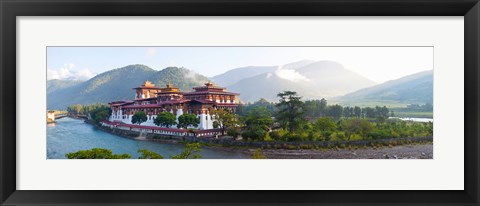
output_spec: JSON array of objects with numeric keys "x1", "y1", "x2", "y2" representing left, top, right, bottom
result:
[
  {"x1": 47, "y1": 117, "x2": 249, "y2": 159},
  {"x1": 389, "y1": 117, "x2": 433, "y2": 123}
]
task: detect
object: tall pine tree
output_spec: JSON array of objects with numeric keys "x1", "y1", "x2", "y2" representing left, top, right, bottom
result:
[{"x1": 275, "y1": 91, "x2": 306, "y2": 132}]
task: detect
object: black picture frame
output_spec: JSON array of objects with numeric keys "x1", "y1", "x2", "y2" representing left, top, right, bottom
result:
[{"x1": 1, "y1": 0, "x2": 479, "y2": 205}]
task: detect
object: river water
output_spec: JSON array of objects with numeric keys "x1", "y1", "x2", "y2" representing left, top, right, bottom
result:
[
  {"x1": 388, "y1": 117, "x2": 433, "y2": 123},
  {"x1": 47, "y1": 117, "x2": 249, "y2": 159}
]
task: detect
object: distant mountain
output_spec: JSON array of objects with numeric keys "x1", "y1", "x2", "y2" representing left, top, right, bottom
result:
[
  {"x1": 228, "y1": 72, "x2": 303, "y2": 102},
  {"x1": 341, "y1": 70, "x2": 433, "y2": 104},
  {"x1": 211, "y1": 66, "x2": 277, "y2": 87},
  {"x1": 296, "y1": 61, "x2": 376, "y2": 96},
  {"x1": 281, "y1": 59, "x2": 316, "y2": 70},
  {"x1": 47, "y1": 65, "x2": 211, "y2": 109},
  {"x1": 228, "y1": 60, "x2": 375, "y2": 103},
  {"x1": 211, "y1": 60, "x2": 315, "y2": 87},
  {"x1": 47, "y1": 79, "x2": 83, "y2": 94}
]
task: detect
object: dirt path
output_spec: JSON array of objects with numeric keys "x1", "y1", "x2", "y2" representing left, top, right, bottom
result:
[{"x1": 255, "y1": 143, "x2": 433, "y2": 159}]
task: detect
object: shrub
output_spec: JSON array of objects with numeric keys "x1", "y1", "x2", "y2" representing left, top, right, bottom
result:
[
  {"x1": 171, "y1": 143, "x2": 202, "y2": 159},
  {"x1": 263, "y1": 132, "x2": 273, "y2": 141},
  {"x1": 226, "y1": 127, "x2": 241, "y2": 138},
  {"x1": 323, "y1": 131, "x2": 333, "y2": 141},
  {"x1": 252, "y1": 149, "x2": 267, "y2": 159},
  {"x1": 308, "y1": 131, "x2": 322, "y2": 141},
  {"x1": 336, "y1": 133, "x2": 346, "y2": 141},
  {"x1": 242, "y1": 130, "x2": 266, "y2": 141},
  {"x1": 66, "y1": 148, "x2": 131, "y2": 159},
  {"x1": 269, "y1": 129, "x2": 288, "y2": 141},
  {"x1": 138, "y1": 149, "x2": 164, "y2": 159},
  {"x1": 285, "y1": 133, "x2": 303, "y2": 142}
]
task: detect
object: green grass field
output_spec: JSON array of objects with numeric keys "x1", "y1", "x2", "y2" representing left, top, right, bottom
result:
[
  {"x1": 391, "y1": 111, "x2": 433, "y2": 118},
  {"x1": 331, "y1": 100, "x2": 433, "y2": 118},
  {"x1": 331, "y1": 100, "x2": 409, "y2": 108}
]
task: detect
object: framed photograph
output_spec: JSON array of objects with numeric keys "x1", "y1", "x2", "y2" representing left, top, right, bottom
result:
[{"x1": 1, "y1": 0, "x2": 479, "y2": 205}]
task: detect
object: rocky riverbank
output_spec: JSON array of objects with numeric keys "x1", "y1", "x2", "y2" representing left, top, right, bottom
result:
[
  {"x1": 88, "y1": 120, "x2": 433, "y2": 159},
  {"x1": 254, "y1": 143, "x2": 433, "y2": 159}
]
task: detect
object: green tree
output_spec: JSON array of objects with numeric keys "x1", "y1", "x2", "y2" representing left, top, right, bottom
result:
[
  {"x1": 212, "y1": 109, "x2": 239, "y2": 135},
  {"x1": 354, "y1": 106, "x2": 362, "y2": 118},
  {"x1": 87, "y1": 104, "x2": 111, "y2": 124},
  {"x1": 171, "y1": 143, "x2": 202, "y2": 159},
  {"x1": 177, "y1": 113, "x2": 200, "y2": 129},
  {"x1": 313, "y1": 117, "x2": 337, "y2": 141},
  {"x1": 318, "y1": 98, "x2": 328, "y2": 117},
  {"x1": 67, "y1": 104, "x2": 84, "y2": 114},
  {"x1": 138, "y1": 149, "x2": 164, "y2": 159},
  {"x1": 154, "y1": 112, "x2": 177, "y2": 128},
  {"x1": 327, "y1": 104, "x2": 343, "y2": 121},
  {"x1": 242, "y1": 107, "x2": 273, "y2": 141},
  {"x1": 375, "y1": 106, "x2": 390, "y2": 123},
  {"x1": 275, "y1": 91, "x2": 306, "y2": 132},
  {"x1": 340, "y1": 118, "x2": 374, "y2": 141},
  {"x1": 131, "y1": 111, "x2": 148, "y2": 125},
  {"x1": 93, "y1": 109, "x2": 109, "y2": 123},
  {"x1": 66, "y1": 148, "x2": 131, "y2": 159},
  {"x1": 364, "y1": 107, "x2": 376, "y2": 119}
]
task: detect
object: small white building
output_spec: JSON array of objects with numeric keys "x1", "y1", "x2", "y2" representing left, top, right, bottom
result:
[{"x1": 47, "y1": 111, "x2": 55, "y2": 122}]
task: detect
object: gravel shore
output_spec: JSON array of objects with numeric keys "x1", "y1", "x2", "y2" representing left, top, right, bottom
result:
[{"x1": 255, "y1": 143, "x2": 433, "y2": 159}]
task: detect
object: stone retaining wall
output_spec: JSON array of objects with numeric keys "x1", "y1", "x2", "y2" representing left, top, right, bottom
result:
[{"x1": 190, "y1": 136, "x2": 433, "y2": 149}]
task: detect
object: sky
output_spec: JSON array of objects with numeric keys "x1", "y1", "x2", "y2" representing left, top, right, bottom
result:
[{"x1": 47, "y1": 47, "x2": 433, "y2": 83}]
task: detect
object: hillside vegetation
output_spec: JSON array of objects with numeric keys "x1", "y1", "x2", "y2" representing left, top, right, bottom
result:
[
  {"x1": 47, "y1": 65, "x2": 211, "y2": 109},
  {"x1": 341, "y1": 70, "x2": 433, "y2": 105}
]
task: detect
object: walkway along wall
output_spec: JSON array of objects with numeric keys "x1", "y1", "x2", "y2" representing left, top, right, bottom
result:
[{"x1": 100, "y1": 120, "x2": 222, "y2": 137}]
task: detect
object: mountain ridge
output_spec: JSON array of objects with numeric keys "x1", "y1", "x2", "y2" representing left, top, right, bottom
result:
[
  {"x1": 47, "y1": 62, "x2": 433, "y2": 110},
  {"x1": 340, "y1": 70, "x2": 433, "y2": 104},
  {"x1": 228, "y1": 60, "x2": 376, "y2": 103},
  {"x1": 47, "y1": 79, "x2": 84, "y2": 94},
  {"x1": 47, "y1": 65, "x2": 211, "y2": 109}
]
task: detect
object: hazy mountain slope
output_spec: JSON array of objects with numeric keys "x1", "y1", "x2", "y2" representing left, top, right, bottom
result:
[
  {"x1": 297, "y1": 61, "x2": 376, "y2": 96},
  {"x1": 341, "y1": 70, "x2": 433, "y2": 104},
  {"x1": 47, "y1": 65, "x2": 211, "y2": 109},
  {"x1": 228, "y1": 60, "x2": 375, "y2": 103},
  {"x1": 211, "y1": 60, "x2": 316, "y2": 87},
  {"x1": 47, "y1": 79, "x2": 83, "y2": 94},
  {"x1": 149, "y1": 67, "x2": 212, "y2": 92},
  {"x1": 228, "y1": 73, "x2": 306, "y2": 103},
  {"x1": 211, "y1": 66, "x2": 277, "y2": 87}
]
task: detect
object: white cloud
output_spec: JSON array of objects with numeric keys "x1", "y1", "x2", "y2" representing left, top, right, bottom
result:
[
  {"x1": 75, "y1": 69, "x2": 96, "y2": 80},
  {"x1": 58, "y1": 67, "x2": 72, "y2": 78},
  {"x1": 47, "y1": 63, "x2": 96, "y2": 81},
  {"x1": 274, "y1": 65, "x2": 310, "y2": 82},
  {"x1": 184, "y1": 69, "x2": 197, "y2": 80},
  {"x1": 145, "y1": 48, "x2": 157, "y2": 57}
]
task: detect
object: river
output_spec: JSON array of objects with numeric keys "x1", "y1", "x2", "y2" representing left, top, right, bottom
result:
[
  {"x1": 47, "y1": 117, "x2": 250, "y2": 159},
  {"x1": 388, "y1": 117, "x2": 433, "y2": 122}
]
